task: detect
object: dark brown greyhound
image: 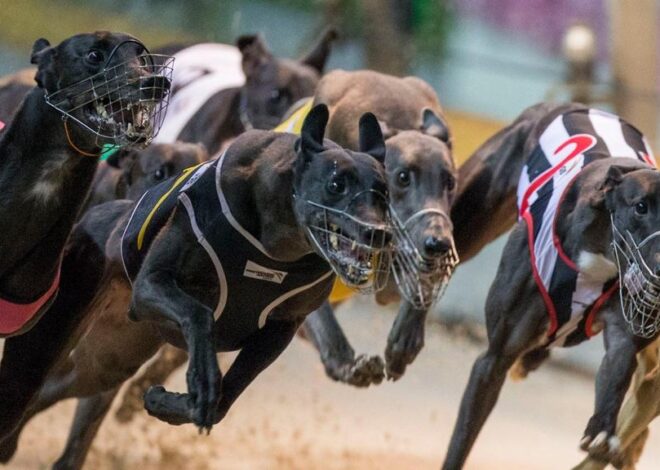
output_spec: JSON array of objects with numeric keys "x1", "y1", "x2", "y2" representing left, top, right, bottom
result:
[
  {"x1": 0, "y1": 31, "x2": 171, "y2": 443},
  {"x1": 1, "y1": 105, "x2": 393, "y2": 469},
  {"x1": 155, "y1": 29, "x2": 337, "y2": 155},
  {"x1": 443, "y1": 103, "x2": 660, "y2": 469}
]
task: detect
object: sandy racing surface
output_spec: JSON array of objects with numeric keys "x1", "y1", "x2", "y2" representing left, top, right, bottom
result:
[{"x1": 6, "y1": 295, "x2": 660, "y2": 470}]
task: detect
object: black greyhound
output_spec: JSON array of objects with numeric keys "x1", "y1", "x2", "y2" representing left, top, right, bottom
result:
[
  {"x1": 443, "y1": 103, "x2": 660, "y2": 469},
  {"x1": 1, "y1": 104, "x2": 392, "y2": 468},
  {"x1": 0, "y1": 31, "x2": 171, "y2": 442},
  {"x1": 111, "y1": 70, "x2": 457, "y2": 407},
  {"x1": 155, "y1": 29, "x2": 337, "y2": 154}
]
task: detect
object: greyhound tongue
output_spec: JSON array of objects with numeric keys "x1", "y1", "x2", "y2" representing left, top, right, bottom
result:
[{"x1": 0, "y1": 120, "x2": 5, "y2": 131}]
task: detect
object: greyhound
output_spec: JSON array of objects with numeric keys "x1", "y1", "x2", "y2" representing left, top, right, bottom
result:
[
  {"x1": 111, "y1": 70, "x2": 457, "y2": 409},
  {"x1": 573, "y1": 339, "x2": 660, "y2": 470},
  {"x1": 442, "y1": 103, "x2": 660, "y2": 469},
  {"x1": 154, "y1": 29, "x2": 336, "y2": 155},
  {"x1": 0, "y1": 31, "x2": 171, "y2": 442},
  {"x1": 0, "y1": 68, "x2": 33, "y2": 127},
  {"x1": 86, "y1": 142, "x2": 208, "y2": 209},
  {"x1": 0, "y1": 104, "x2": 393, "y2": 469}
]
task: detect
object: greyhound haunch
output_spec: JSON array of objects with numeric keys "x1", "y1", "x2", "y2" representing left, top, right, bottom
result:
[{"x1": 443, "y1": 103, "x2": 660, "y2": 470}]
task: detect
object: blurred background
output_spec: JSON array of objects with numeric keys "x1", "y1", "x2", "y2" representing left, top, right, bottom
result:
[{"x1": 2, "y1": 1, "x2": 660, "y2": 469}]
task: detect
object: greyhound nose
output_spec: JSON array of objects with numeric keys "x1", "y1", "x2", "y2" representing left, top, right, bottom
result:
[
  {"x1": 140, "y1": 75, "x2": 171, "y2": 99},
  {"x1": 424, "y1": 236, "x2": 451, "y2": 256}
]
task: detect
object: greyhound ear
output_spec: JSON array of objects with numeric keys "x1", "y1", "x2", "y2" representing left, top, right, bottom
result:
[
  {"x1": 590, "y1": 165, "x2": 628, "y2": 209},
  {"x1": 359, "y1": 112, "x2": 386, "y2": 165},
  {"x1": 421, "y1": 108, "x2": 451, "y2": 144},
  {"x1": 299, "y1": 28, "x2": 338, "y2": 74},
  {"x1": 299, "y1": 104, "x2": 329, "y2": 157},
  {"x1": 31, "y1": 38, "x2": 56, "y2": 90},
  {"x1": 30, "y1": 38, "x2": 51, "y2": 63},
  {"x1": 236, "y1": 34, "x2": 272, "y2": 78}
]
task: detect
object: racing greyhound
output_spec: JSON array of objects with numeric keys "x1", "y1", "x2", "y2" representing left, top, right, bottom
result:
[
  {"x1": 0, "y1": 31, "x2": 171, "y2": 442},
  {"x1": 113, "y1": 70, "x2": 457, "y2": 405},
  {"x1": 155, "y1": 29, "x2": 336, "y2": 154},
  {"x1": 443, "y1": 103, "x2": 660, "y2": 469},
  {"x1": 1, "y1": 104, "x2": 392, "y2": 469}
]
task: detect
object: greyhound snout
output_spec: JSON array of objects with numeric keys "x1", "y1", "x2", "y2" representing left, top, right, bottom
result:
[
  {"x1": 139, "y1": 75, "x2": 171, "y2": 101},
  {"x1": 361, "y1": 226, "x2": 392, "y2": 247},
  {"x1": 424, "y1": 236, "x2": 452, "y2": 257}
]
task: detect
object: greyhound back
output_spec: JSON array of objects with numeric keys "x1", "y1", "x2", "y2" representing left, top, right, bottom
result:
[{"x1": 518, "y1": 107, "x2": 656, "y2": 347}]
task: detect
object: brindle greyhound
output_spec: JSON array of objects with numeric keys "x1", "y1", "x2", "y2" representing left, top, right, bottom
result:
[
  {"x1": 1, "y1": 105, "x2": 392, "y2": 469},
  {"x1": 443, "y1": 103, "x2": 660, "y2": 469},
  {"x1": 114, "y1": 70, "x2": 457, "y2": 402},
  {"x1": 0, "y1": 31, "x2": 171, "y2": 442},
  {"x1": 155, "y1": 29, "x2": 337, "y2": 155}
]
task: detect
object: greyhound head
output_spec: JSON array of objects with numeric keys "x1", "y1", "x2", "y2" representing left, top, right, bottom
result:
[
  {"x1": 599, "y1": 162, "x2": 660, "y2": 337},
  {"x1": 292, "y1": 104, "x2": 392, "y2": 292},
  {"x1": 385, "y1": 119, "x2": 457, "y2": 308},
  {"x1": 32, "y1": 31, "x2": 173, "y2": 148},
  {"x1": 108, "y1": 142, "x2": 208, "y2": 199},
  {"x1": 237, "y1": 29, "x2": 337, "y2": 130}
]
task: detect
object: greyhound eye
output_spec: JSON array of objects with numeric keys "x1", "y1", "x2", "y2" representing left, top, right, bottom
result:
[
  {"x1": 397, "y1": 170, "x2": 411, "y2": 187},
  {"x1": 154, "y1": 168, "x2": 166, "y2": 181},
  {"x1": 445, "y1": 173, "x2": 455, "y2": 191},
  {"x1": 327, "y1": 176, "x2": 347, "y2": 195},
  {"x1": 86, "y1": 50, "x2": 104, "y2": 64},
  {"x1": 635, "y1": 201, "x2": 648, "y2": 215}
]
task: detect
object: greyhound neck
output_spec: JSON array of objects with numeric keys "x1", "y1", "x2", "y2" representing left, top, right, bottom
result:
[
  {"x1": 0, "y1": 88, "x2": 99, "y2": 294},
  {"x1": 554, "y1": 183, "x2": 613, "y2": 264},
  {"x1": 220, "y1": 154, "x2": 313, "y2": 262}
]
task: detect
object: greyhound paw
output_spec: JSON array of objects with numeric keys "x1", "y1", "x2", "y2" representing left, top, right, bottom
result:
[
  {"x1": 385, "y1": 323, "x2": 424, "y2": 381},
  {"x1": 580, "y1": 431, "x2": 622, "y2": 465},
  {"x1": 186, "y1": 342, "x2": 222, "y2": 432},
  {"x1": 333, "y1": 354, "x2": 385, "y2": 387},
  {"x1": 144, "y1": 385, "x2": 195, "y2": 426}
]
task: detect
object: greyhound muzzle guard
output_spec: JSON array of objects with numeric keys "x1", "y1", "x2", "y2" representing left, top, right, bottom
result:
[
  {"x1": 391, "y1": 209, "x2": 458, "y2": 309},
  {"x1": 300, "y1": 190, "x2": 393, "y2": 294},
  {"x1": 45, "y1": 41, "x2": 173, "y2": 148},
  {"x1": 612, "y1": 218, "x2": 660, "y2": 338}
]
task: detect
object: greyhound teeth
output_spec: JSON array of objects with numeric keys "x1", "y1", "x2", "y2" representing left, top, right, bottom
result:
[{"x1": 330, "y1": 233, "x2": 338, "y2": 249}]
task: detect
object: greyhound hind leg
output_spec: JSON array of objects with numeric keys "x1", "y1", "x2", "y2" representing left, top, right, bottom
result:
[{"x1": 52, "y1": 388, "x2": 120, "y2": 470}]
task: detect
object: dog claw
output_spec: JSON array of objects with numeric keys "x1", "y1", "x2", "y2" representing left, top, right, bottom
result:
[{"x1": 580, "y1": 431, "x2": 623, "y2": 464}]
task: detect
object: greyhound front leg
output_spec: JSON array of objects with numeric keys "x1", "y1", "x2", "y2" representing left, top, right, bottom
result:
[
  {"x1": 145, "y1": 318, "x2": 299, "y2": 426},
  {"x1": 579, "y1": 317, "x2": 651, "y2": 464},
  {"x1": 385, "y1": 300, "x2": 426, "y2": 380},
  {"x1": 302, "y1": 301, "x2": 384, "y2": 387},
  {"x1": 131, "y1": 263, "x2": 220, "y2": 432}
]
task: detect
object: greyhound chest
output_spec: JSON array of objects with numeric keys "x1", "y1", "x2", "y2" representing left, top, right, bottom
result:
[
  {"x1": 517, "y1": 108, "x2": 656, "y2": 347},
  {"x1": 121, "y1": 157, "x2": 332, "y2": 350}
]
